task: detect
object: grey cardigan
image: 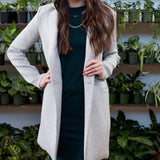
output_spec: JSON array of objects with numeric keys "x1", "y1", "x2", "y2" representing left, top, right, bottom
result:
[{"x1": 7, "y1": 3, "x2": 120, "y2": 160}]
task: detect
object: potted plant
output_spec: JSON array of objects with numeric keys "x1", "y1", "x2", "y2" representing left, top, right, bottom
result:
[
  {"x1": 8, "y1": 75, "x2": 27, "y2": 106},
  {"x1": 154, "y1": 5, "x2": 160, "y2": 23},
  {"x1": 0, "y1": 42, "x2": 5, "y2": 65},
  {"x1": 124, "y1": 36, "x2": 141, "y2": 64},
  {"x1": 107, "y1": 77, "x2": 117, "y2": 104},
  {"x1": 10, "y1": 0, "x2": 28, "y2": 23},
  {"x1": 8, "y1": 1, "x2": 18, "y2": 23},
  {"x1": 0, "y1": 70, "x2": 12, "y2": 105},
  {"x1": 145, "y1": 81, "x2": 160, "y2": 107},
  {"x1": 138, "y1": 41, "x2": 157, "y2": 73},
  {"x1": 126, "y1": 1, "x2": 141, "y2": 23},
  {"x1": 127, "y1": 71, "x2": 145, "y2": 104},
  {"x1": 115, "y1": 73, "x2": 131, "y2": 104},
  {"x1": 28, "y1": 0, "x2": 41, "y2": 20},
  {"x1": 142, "y1": 0, "x2": 154, "y2": 23},
  {"x1": 26, "y1": 43, "x2": 38, "y2": 65},
  {"x1": 114, "y1": 1, "x2": 125, "y2": 23},
  {"x1": 0, "y1": 22, "x2": 20, "y2": 64},
  {"x1": 26, "y1": 83, "x2": 39, "y2": 104},
  {"x1": 0, "y1": 0, "x2": 10, "y2": 24}
]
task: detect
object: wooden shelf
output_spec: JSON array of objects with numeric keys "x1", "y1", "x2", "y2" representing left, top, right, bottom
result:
[
  {"x1": 0, "y1": 104, "x2": 42, "y2": 108},
  {"x1": 110, "y1": 104, "x2": 160, "y2": 112},
  {"x1": 0, "y1": 61, "x2": 48, "y2": 68},
  {"x1": 114, "y1": 63, "x2": 160, "y2": 74},
  {"x1": 0, "y1": 23, "x2": 27, "y2": 29}
]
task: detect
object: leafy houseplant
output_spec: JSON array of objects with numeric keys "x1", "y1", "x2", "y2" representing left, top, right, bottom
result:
[
  {"x1": 107, "y1": 78, "x2": 117, "y2": 104},
  {"x1": 114, "y1": 1, "x2": 125, "y2": 24},
  {"x1": 0, "y1": 70, "x2": 12, "y2": 105},
  {"x1": 0, "y1": 22, "x2": 20, "y2": 65},
  {"x1": 145, "y1": 81, "x2": 160, "y2": 107},
  {"x1": 0, "y1": 123, "x2": 49, "y2": 159},
  {"x1": 26, "y1": 83, "x2": 39, "y2": 104},
  {"x1": 109, "y1": 110, "x2": 155, "y2": 160},
  {"x1": 0, "y1": 21, "x2": 20, "y2": 50},
  {"x1": 10, "y1": 0, "x2": 28, "y2": 23},
  {"x1": 125, "y1": 1, "x2": 141, "y2": 23},
  {"x1": 138, "y1": 41, "x2": 158, "y2": 73},
  {"x1": 142, "y1": 0, "x2": 154, "y2": 23},
  {"x1": 8, "y1": 75, "x2": 27, "y2": 106},
  {"x1": 127, "y1": 71, "x2": 145, "y2": 104},
  {"x1": 124, "y1": 36, "x2": 141, "y2": 64},
  {"x1": 115, "y1": 73, "x2": 131, "y2": 104},
  {"x1": 0, "y1": 0, "x2": 11, "y2": 23}
]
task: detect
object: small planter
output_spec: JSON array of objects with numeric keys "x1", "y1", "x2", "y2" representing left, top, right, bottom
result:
[
  {"x1": 109, "y1": 93, "x2": 117, "y2": 104},
  {"x1": 29, "y1": 94, "x2": 39, "y2": 104},
  {"x1": 142, "y1": 10, "x2": 153, "y2": 23},
  {"x1": 127, "y1": 52, "x2": 138, "y2": 64},
  {"x1": 39, "y1": 52, "x2": 47, "y2": 65},
  {"x1": 133, "y1": 93, "x2": 142, "y2": 104},
  {"x1": 0, "y1": 54, "x2": 5, "y2": 65},
  {"x1": 119, "y1": 52, "x2": 125, "y2": 64},
  {"x1": 155, "y1": 10, "x2": 160, "y2": 23},
  {"x1": 120, "y1": 93, "x2": 130, "y2": 104},
  {"x1": 26, "y1": 52, "x2": 38, "y2": 65},
  {"x1": 29, "y1": 11, "x2": 37, "y2": 20},
  {"x1": 145, "y1": 92, "x2": 155, "y2": 105},
  {"x1": 117, "y1": 10, "x2": 125, "y2": 23},
  {"x1": 17, "y1": 11, "x2": 28, "y2": 23},
  {"x1": 8, "y1": 11, "x2": 18, "y2": 23},
  {"x1": 144, "y1": 52, "x2": 155, "y2": 64},
  {"x1": 0, "y1": 93, "x2": 11, "y2": 105},
  {"x1": 0, "y1": 12, "x2": 9, "y2": 24},
  {"x1": 13, "y1": 94, "x2": 24, "y2": 106},
  {"x1": 128, "y1": 10, "x2": 140, "y2": 23}
]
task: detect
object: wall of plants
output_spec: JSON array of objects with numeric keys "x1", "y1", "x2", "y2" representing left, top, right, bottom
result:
[{"x1": 0, "y1": 110, "x2": 160, "y2": 160}]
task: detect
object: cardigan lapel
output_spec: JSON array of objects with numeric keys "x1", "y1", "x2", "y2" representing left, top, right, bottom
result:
[{"x1": 47, "y1": 7, "x2": 95, "y2": 159}]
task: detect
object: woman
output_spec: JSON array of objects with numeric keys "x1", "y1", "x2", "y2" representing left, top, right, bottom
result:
[{"x1": 7, "y1": 0, "x2": 120, "y2": 159}]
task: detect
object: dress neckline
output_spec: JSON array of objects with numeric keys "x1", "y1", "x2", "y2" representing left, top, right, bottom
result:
[{"x1": 69, "y1": 5, "x2": 86, "y2": 15}]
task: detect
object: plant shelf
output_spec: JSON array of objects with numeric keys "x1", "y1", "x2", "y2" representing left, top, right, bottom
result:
[
  {"x1": 110, "y1": 104, "x2": 160, "y2": 112},
  {"x1": 0, "y1": 61, "x2": 48, "y2": 68},
  {"x1": 0, "y1": 23, "x2": 27, "y2": 29}
]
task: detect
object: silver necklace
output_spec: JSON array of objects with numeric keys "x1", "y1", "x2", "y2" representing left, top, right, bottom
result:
[
  {"x1": 69, "y1": 10, "x2": 85, "y2": 28},
  {"x1": 69, "y1": 20, "x2": 85, "y2": 29}
]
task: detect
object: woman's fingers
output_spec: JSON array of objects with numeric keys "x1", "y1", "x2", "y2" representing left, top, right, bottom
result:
[
  {"x1": 40, "y1": 70, "x2": 51, "y2": 88},
  {"x1": 83, "y1": 60, "x2": 103, "y2": 76}
]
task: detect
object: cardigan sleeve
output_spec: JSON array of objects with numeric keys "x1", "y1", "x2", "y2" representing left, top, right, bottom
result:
[
  {"x1": 95, "y1": 10, "x2": 120, "y2": 81},
  {"x1": 6, "y1": 6, "x2": 46, "y2": 89}
]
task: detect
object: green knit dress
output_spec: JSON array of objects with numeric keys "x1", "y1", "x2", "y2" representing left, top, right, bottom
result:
[{"x1": 49, "y1": 5, "x2": 86, "y2": 160}]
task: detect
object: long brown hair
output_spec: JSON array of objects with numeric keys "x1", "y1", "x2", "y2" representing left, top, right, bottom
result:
[{"x1": 54, "y1": 0, "x2": 116, "y2": 56}]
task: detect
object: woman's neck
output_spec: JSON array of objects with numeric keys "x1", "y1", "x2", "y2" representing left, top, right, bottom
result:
[{"x1": 68, "y1": 0, "x2": 85, "y2": 7}]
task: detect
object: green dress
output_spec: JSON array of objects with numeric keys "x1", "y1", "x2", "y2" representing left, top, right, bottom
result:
[{"x1": 49, "y1": 5, "x2": 86, "y2": 160}]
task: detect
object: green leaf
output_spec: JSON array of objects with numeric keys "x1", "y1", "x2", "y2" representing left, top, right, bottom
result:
[
  {"x1": 117, "y1": 134, "x2": 128, "y2": 149},
  {"x1": 128, "y1": 137, "x2": 153, "y2": 147}
]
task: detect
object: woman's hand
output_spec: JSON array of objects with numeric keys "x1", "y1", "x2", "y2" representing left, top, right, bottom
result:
[
  {"x1": 40, "y1": 70, "x2": 51, "y2": 88},
  {"x1": 82, "y1": 60, "x2": 103, "y2": 77}
]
